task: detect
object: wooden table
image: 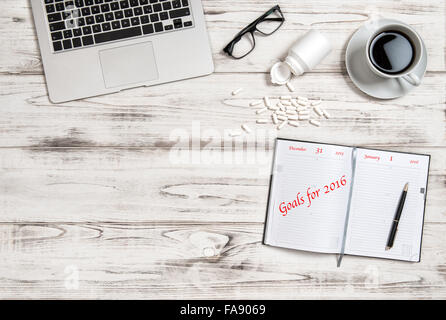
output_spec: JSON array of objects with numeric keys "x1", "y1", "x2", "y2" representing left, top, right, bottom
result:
[{"x1": 1, "y1": 0, "x2": 445, "y2": 299}]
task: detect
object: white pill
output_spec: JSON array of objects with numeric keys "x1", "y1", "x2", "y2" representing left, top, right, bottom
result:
[
  {"x1": 264, "y1": 96, "x2": 271, "y2": 107},
  {"x1": 277, "y1": 121, "x2": 287, "y2": 130},
  {"x1": 291, "y1": 99, "x2": 299, "y2": 107},
  {"x1": 232, "y1": 88, "x2": 243, "y2": 95},
  {"x1": 310, "y1": 120, "x2": 321, "y2": 127},
  {"x1": 268, "y1": 106, "x2": 279, "y2": 111},
  {"x1": 256, "y1": 107, "x2": 268, "y2": 114},
  {"x1": 281, "y1": 100, "x2": 292, "y2": 106},
  {"x1": 289, "y1": 121, "x2": 299, "y2": 127},
  {"x1": 257, "y1": 119, "x2": 268, "y2": 124},
  {"x1": 322, "y1": 109, "x2": 331, "y2": 119},
  {"x1": 286, "y1": 82, "x2": 295, "y2": 92},
  {"x1": 241, "y1": 124, "x2": 252, "y2": 133},
  {"x1": 250, "y1": 100, "x2": 263, "y2": 107},
  {"x1": 299, "y1": 111, "x2": 310, "y2": 116},
  {"x1": 272, "y1": 113, "x2": 279, "y2": 124},
  {"x1": 299, "y1": 115, "x2": 310, "y2": 120},
  {"x1": 297, "y1": 100, "x2": 308, "y2": 106},
  {"x1": 311, "y1": 99, "x2": 322, "y2": 106},
  {"x1": 313, "y1": 106, "x2": 324, "y2": 117},
  {"x1": 297, "y1": 106, "x2": 307, "y2": 112},
  {"x1": 229, "y1": 131, "x2": 241, "y2": 137},
  {"x1": 277, "y1": 115, "x2": 288, "y2": 121},
  {"x1": 286, "y1": 110, "x2": 297, "y2": 115},
  {"x1": 276, "y1": 110, "x2": 286, "y2": 116},
  {"x1": 281, "y1": 95, "x2": 292, "y2": 100},
  {"x1": 297, "y1": 96, "x2": 308, "y2": 101},
  {"x1": 288, "y1": 115, "x2": 299, "y2": 121}
]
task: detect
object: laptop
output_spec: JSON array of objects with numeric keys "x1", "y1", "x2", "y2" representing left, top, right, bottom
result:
[{"x1": 31, "y1": 0, "x2": 214, "y2": 103}]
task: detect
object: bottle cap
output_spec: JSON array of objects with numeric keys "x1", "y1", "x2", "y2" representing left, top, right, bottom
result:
[{"x1": 270, "y1": 62, "x2": 292, "y2": 85}]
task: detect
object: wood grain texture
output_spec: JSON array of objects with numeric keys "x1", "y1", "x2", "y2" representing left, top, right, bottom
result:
[{"x1": 0, "y1": 0, "x2": 445, "y2": 299}]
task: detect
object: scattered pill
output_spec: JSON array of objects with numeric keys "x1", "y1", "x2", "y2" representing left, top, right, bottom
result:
[
  {"x1": 277, "y1": 115, "x2": 288, "y2": 121},
  {"x1": 277, "y1": 121, "x2": 287, "y2": 130},
  {"x1": 298, "y1": 96, "x2": 308, "y2": 101},
  {"x1": 289, "y1": 121, "x2": 299, "y2": 127},
  {"x1": 299, "y1": 115, "x2": 310, "y2": 120},
  {"x1": 297, "y1": 106, "x2": 307, "y2": 112},
  {"x1": 286, "y1": 82, "x2": 295, "y2": 92},
  {"x1": 250, "y1": 100, "x2": 263, "y2": 107},
  {"x1": 256, "y1": 119, "x2": 268, "y2": 124},
  {"x1": 299, "y1": 111, "x2": 310, "y2": 116},
  {"x1": 276, "y1": 110, "x2": 286, "y2": 116},
  {"x1": 264, "y1": 96, "x2": 271, "y2": 107},
  {"x1": 268, "y1": 106, "x2": 279, "y2": 111},
  {"x1": 232, "y1": 88, "x2": 243, "y2": 95},
  {"x1": 229, "y1": 131, "x2": 241, "y2": 137},
  {"x1": 256, "y1": 107, "x2": 268, "y2": 114},
  {"x1": 281, "y1": 100, "x2": 292, "y2": 106},
  {"x1": 286, "y1": 110, "x2": 297, "y2": 115},
  {"x1": 311, "y1": 100, "x2": 322, "y2": 106},
  {"x1": 297, "y1": 100, "x2": 308, "y2": 106},
  {"x1": 310, "y1": 120, "x2": 321, "y2": 127},
  {"x1": 291, "y1": 99, "x2": 299, "y2": 107},
  {"x1": 241, "y1": 124, "x2": 252, "y2": 133},
  {"x1": 288, "y1": 115, "x2": 299, "y2": 121},
  {"x1": 313, "y1": 106, "x2": 324, "y2": 117},
  {"x1": 322, "y1": 109, "x2": 331, "y2": 119},
  {"x1": 281, "y1": 95, "x2": 292, "y2": 100},
  {"x1": 272, "y1": 113, "x2": 279, "y2": 124}
]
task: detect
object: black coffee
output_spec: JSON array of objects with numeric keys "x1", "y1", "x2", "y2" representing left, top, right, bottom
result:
[{"x1": 369, "y1": 31, "x2": 415, "y2": 75}]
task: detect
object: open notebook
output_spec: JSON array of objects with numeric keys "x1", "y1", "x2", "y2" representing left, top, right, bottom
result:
[{"x1": 263, "y1": 139, "x2": 430, "y2": 264}]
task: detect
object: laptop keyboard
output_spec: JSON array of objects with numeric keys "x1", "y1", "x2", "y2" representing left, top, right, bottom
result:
[{"x1": 44, "y1": 0, "x2": 194, "y2": 52}]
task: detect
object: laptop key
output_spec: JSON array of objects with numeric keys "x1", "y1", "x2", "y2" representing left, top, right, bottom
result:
[
  {"x1": 51, "y1": 31, "x2": 63, "y2": 41},
  {"x1": 142, "y1": 23, "x2": 154, "y2": 34},
  {"x1": 131, "y1": 17, "x2": 140, "y2": 25},
  {"x1": 47, "y1": 12, "x2": 62, "y2": 22},
  {"x1": 154, "y1": 22, "x2": 163, "y2": 32},
  {"x1": 46, "y1": 4, "x2": 56, "y2": 13},
  {"x1": 183, "y1": 21, "x2": 192, "y2": 27},
  {"x1": 173, "y1": 18, "x2": 182, "y2": 29},
  {"x1": 164, "y1": 24, "x2": 173, "y2": 30},
  {"x1": 63, "y1": 39, "x2": 73, "y2": 49},
  {"x1": 121, "y1": 19, "x2": 130, "y2": 27},
  {"x1": 53, "y1": 41, "x2": 63, "y2": 51},
  {"x1": 49, "y1": 21, "x2": 66, "y2": 32},
  {"x1": 112, "y1": 21, "x2": 121, "y2": 29},
  {"x1": 93, "y1": 24, "x2": 102, "y2": 33},
  {"x1": 73, "y1": 37, "x2": 82, "y2": 48},
  {"x1": 169, "y1": 8, "x2": 190, "y2": 19},
  {"x1": 94, "y1": 26, "x2": 142, "y2": 43},
  {"x1": 102, "y1": 22, "x2": 112, "y2": 31},
  {"x1": 82, "y1": 35, "x2": 94, "y2": 46},
  {"x1": 159, "y1": 12, "x2": 168, "y2": 20},
  {"x1": 140, "y1": 15, "x2": 150, "y2": 24}
]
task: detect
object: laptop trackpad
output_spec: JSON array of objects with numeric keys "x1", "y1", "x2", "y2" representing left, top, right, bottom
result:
[{"x1": 99, "y1": 42, "x2": 159, "y2": 88}]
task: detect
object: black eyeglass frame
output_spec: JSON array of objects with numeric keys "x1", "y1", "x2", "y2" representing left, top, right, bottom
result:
[{"x1": 223, "y1": 5, "x2": 285, "y2": 59}]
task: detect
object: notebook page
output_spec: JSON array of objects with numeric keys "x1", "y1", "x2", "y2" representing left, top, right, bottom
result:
[
  {"x1": 344, "y1": 149, "x2": 429, "y2": 261},
  {"x1": 264, "y1": 140, "x2": 353, "y2": 254}
]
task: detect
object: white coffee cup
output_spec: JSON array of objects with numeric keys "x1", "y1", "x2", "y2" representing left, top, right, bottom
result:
[{"x1": 365, "y1": 22, "x2": 423, "y2": 86}]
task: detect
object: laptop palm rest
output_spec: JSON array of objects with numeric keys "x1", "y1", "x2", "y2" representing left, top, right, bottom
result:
[{"x1": 99, "y1": 42, "x2": 159, "y2": 89}]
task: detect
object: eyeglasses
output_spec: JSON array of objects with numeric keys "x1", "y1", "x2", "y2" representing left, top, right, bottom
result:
[{"x1": 223, "y1": 5, "x2": 285, "y2": 59}]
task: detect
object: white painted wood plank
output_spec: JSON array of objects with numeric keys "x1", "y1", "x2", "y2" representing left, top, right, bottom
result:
[
  {"x1": 1, "y1": 147, "x2": 444, "y2": 223},
  {"x1": 0, "y1": 222, "x2": 444, "y2": 299},
  {"x1": 0, "y1": 0, "x2": 444, "y2": 74},
  {"x1": 0, "y1": 72, "x2": 444, "y2": 148}
]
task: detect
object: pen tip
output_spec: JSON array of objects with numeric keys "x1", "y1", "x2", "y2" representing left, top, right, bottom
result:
[
  {"x1": 404, "y1": 183, "x2": 409, "y2": 191},
  {"x1": 385, "y1": 246, "x2": 391, "y2": 251}
]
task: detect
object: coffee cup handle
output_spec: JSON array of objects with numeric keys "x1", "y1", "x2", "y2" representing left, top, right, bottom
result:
[{"x1": 402, "y1": 73, "x2": 421, "y2": 86}]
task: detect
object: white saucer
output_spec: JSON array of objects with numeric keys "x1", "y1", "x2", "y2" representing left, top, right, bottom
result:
[{"x1": 345, "y1": 18, "x2": 427, "y2": 99}]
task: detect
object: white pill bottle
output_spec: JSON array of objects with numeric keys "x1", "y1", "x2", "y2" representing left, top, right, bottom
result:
[{"x1": 270, "y1": 29, "x2": 332, "y2": 85}]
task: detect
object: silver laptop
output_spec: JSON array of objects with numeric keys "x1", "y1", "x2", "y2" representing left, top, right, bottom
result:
[{"x1": 31, "y1": 0, "x2": 214, "y2": 103}]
